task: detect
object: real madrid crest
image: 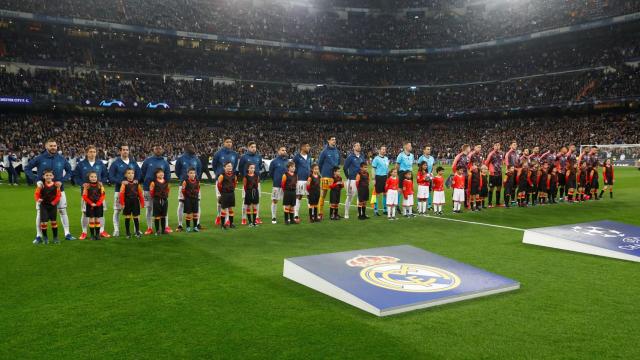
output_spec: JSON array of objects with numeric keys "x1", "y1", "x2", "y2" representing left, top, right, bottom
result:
[{"x1": 346, "y1": 255, "x2": 461, "y2": 293}]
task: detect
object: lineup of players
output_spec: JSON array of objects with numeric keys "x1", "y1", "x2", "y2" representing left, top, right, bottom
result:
[{"x1": 26, "y1": 136, "x2": 614, "y2": 244}]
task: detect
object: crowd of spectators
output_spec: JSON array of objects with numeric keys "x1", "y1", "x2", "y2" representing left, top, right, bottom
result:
[
  {"x1": 1, "y1": 113, "x2": 638, "y2": 164},
  {"x1": 2, "y1": 66, "x2": 638, "y2": 114},
  {"x1": 2, "y1": 0, "x2": 639, "y2": 48},
  {"x1": 1, "y1": 21, "x2": 638, "y2": 87}
]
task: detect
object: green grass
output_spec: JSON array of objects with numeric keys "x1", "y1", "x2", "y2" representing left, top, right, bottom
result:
[{"x1": 1, "y1": 168, "x2": 639, "y2": 359}]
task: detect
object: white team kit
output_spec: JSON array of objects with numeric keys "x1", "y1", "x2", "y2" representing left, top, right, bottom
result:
[
  {"x1": 433, "y1": 191, "x2": 446, "y2": 205},
  {"x1": 386, "y1": 189, "x2": 399, "y2": 206},
  {"x1": 417, "y1": 185, "x2": 430, "y2": 199},
  {"x1": 403, "y1": 194, "x2": 414, "y2": 207},
  {"x1": 453, "y1": 188, "x2": 465, "y2": 202},
  {"x1": 345, "y1": 179, "x2": 357, "y2": 197},
  {"x1": 272, "y1": 186, "x2": 284, "y2": 201},
  {"x1": 296, "y1": 181, "x2": 308, "y2": 196}
]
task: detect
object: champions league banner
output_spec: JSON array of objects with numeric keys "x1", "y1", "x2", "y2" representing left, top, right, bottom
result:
[
  {"x1": 523, "y1": 220, "x2": 640, "y2": 262},
  {"x1": 283, "y1": 245, "x2": 519, "y2": 316}
]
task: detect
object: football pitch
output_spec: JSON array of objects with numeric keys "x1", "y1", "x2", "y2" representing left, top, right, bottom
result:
[{"x1": 1, "y1": 167, "x2": 639, "y2": 359}]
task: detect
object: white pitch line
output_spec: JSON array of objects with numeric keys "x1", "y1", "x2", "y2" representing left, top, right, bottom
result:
[{"x1": 240, "y1": 189, "x2": 525, "y2": 232}]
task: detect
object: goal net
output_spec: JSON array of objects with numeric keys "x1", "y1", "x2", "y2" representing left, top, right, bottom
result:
[{"x1": 580, "y1": 144, "x2": 640, "y2": 167}]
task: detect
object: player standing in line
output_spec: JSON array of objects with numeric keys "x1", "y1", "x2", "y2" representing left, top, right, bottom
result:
[
  {"x1": 416, "y1": 161, "x2": 430, "y2": 216},
  {"x1": 243, "y1": 163, "x2": 261, "y2": 227},
  {"x1": 537, "y1": 163, "x2": 549, "y2": 205},
  {"x1": 175, "y1": 145, "x2": 202, "y2": 232},
  {"x1": 484, "y1": 142, "x2": 504, "y2": 208},
  {"x1": 395, "y1": 142, "x2": 414, "y2": 212},
  {"x1": 109, "y1": 144, "x2": 141, "y2": 237},
  {"x1": 555, "y1": 146, "x2": 569, "y2": 202},
  {"x1": 578, "y1": 162, "x2": 588, "y2": 202},
  {"x1": 328, "y1": 166, "x2": 344, "y2": 220},
  {"x1": 82, "y1": 171, "x2": 106, "y2": 240},
  {"x1": 566, "y1": 163, "x2": 578, "y2": 203},
  {"x1": 587, "y1": 146, "x2": 600, "y2": 200},
  {"x1": 343, "y1": 142, "x2": 366, "y2": 220},
  {"x1": 293, "y1": 142, "x2": 312, "y2": 224},
  {"x1": 417, "y1": 146, "x2": 435, "y2": 210},
  {"x1": 141, "y1": 145, "x2": 172, "y2": 234},
  {"x1": 34, "y1": 169, "x2": 61, "y2": 244},
  {"x1": 26, "y1": 139, "x2": 75, "y2": 242},
  {"x1": 452, "y1": 167, "x2": 466, "y2": 213},
  {"x1": 268, "y1": 147, "x2": 289, "y2": 224},
  {"x1": 548, "y1": 167, "x2": 559, "y2": 204},
  {"x1": 281, "y1": 161, "x2": 298, "y2": 225},
  {"x1": 217, "y1": 162, "x2": 237, "y2": 230},
  {"x1": 467, "y1": 164, "x2": 481, "y2": 212},
  {"x1": 211, "y1": 137, "x2": 239, "y2": 226},
  {"x1": 181, "y1": 168, "x2": 201, "y2": 232},
  {"x1": 306, "y1": 164, "x2": 321, "y2": 222},
  {"x1": 74, "y1": 145, "x2": 110, "y2": 240},
  {"x1": 355, "y1": 162, "x2": 370, "y2": 220},
  {"x1": 600, "y1": 158, "x2": 614, "y2": 199},
  {"x1": 371, "y1": 146, "x2": 389, "y2": 216},
  {"x1": 119, "y1": 168, "x2": 144, "y2": 238},
  {"x1": 385, "y1": 168, "x2": 399, "y2": 220},
  {"x1": 317, "y1": 136, "x2": 340, "y2": 220},
  {"x1": 432, "y1": 167, "x2": 445, "y2": 215},
  {"x1": 238, "y1": 141, "x2": 264, "y2": 225}
]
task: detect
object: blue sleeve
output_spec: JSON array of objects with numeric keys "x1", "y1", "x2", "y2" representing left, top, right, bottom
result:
[
  {"x1": 25, "y1": 156, "x2": 38, "y2": 182},
  {"x1": 73, "y1": 163, "x2": 82, "y2": 185},
  {"x1": 343, "y1": 155, "x2": 352, "y2": 178},
  {"x1": 318, "y1": 150, "x2": 326, "y2": 169},
  {"x1": 196, "y1": 158, "x2": 203, "y2": 178},
  {"x1": 62, "y1": 160, "x2": 72, "y2": 182},
  {"x1": 258, "y1": 156, "x2": 264, "y2": 173},
  {"x1": 211, "y1": 152, "x2": 219, "y2": 175},
  {"x1": 101, "y1": 163, "x2": 109, "y2": 183},
  {"x1": 174, "y1": 157, "x2": 182, "y2": 179},
  {"x1": 141, "y1": 159, "x2": 148, "y2": 180},
  {"x1": 134, "y1": 162, "x2": 142, "y2": 182},
  {"x1": 268, "y1": 159, "x2": 275, "y2": 176},
  {"x1": 238, "y1": 155, "x2": 246, "y2": 176},
  {"x1": 164, "y1": 161, "x2": 171, "y2": 181},
  {"x1": 108, "y1": 161, "x2": 118, "y2": 183}
]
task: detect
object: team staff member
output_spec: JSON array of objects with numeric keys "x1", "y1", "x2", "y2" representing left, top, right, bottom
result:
[
  {"x1": 141, "y1": 145, "x2": 172, "y2": 235},
  {"x1": 371, "y1": 146, "x2": 389, "y2": 216},
  {"x1": 175, "y1": 144, "x2": 202, "y2": 232},
  {"x1": 211, "y1": 137, "x2": 239, "y2": 226},
  {"x1": 343, "y1": 142, "x2": 366, "y2": 219},
  {"x1": 26, "y1": 139, "x2": 75, "y2": 242},
  {"x1": 109, "y1": 144, "x2": 141, "y2": 237},
  {"x1": 317, "y1": 136, "x2": 340, "y2": 220},
  {"x1": 293, "y1": 142, "x2": 312, "y2": 223},
  {"x1": 238, "y1": 141, "x2": 264, "y2": 225}
]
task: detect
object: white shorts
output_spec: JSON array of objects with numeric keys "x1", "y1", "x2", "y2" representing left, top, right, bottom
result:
[
  {"x1": 271, "y1": 187, "x2": 283, "y2": 201},
  {"x1": 36, "y1": 190, "x2": 67, "y2": 210},
  {"x1": 345, "y1": 179, "x2": 357, "y2": 197},
  {"x1": 144, "y1": 190, "x2": 152, "y2": 209},
  {"x1": 433, "y1": 191, "x2": 445, "y2": 205},
  {"x1": 113, "y1": 191, "x2": 122, "y2": 210},
  {"x1": 296, "y1": 181, "x2": 308, "y2": 196},
  {"x1": 453, "y1": 188, "x2": 465, "y2": 202},
  {"x1": 403, "y1": 194, "x2": 414, "y2": 207},
  {"x1": 386, "y1": 189, "x2": 398, "y2": 206},
  {"x1": 417, "y1": 185, "x2": 429, "y2": 199}
]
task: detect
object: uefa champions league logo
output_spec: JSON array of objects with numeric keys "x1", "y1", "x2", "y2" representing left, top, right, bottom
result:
[
  {"x1": 571, "y1": 226, "x2": 625, "y2": 238},
  {"x1": 620, "y1": 237, "x2": 640, "y2": 251}
]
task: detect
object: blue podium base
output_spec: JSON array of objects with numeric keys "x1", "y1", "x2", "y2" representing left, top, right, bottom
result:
[
  {"x1": 283, "y1": 245, "x2": 519, "y2": 316},
  {"x1": 523, "y1": 220, "x2": 640, "y2": 262}
]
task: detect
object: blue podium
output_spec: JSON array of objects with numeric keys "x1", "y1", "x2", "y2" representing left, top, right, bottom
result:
[
  {"x1": 283, "y1": 245, "x2": 519, "y2": 316},
  {"x1": 523, "y1": 220, "x2": 640, "y2": 262}
]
